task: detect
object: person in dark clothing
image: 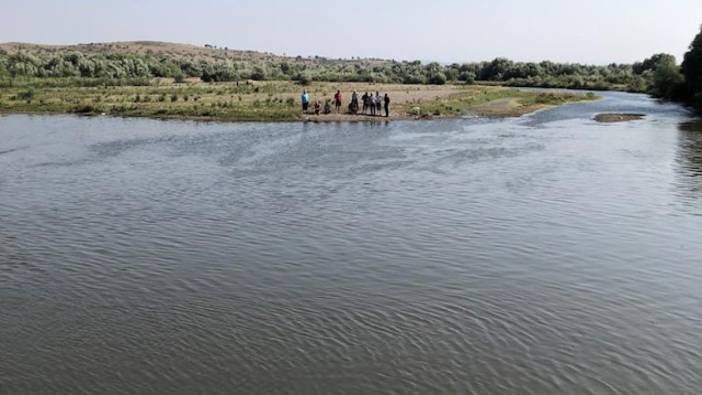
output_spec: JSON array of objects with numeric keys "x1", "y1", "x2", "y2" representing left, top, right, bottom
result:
[
  {"x1": 384, "y1": 94, "x2": 390, "y2": 117},
  {"x1": 350, "y1": 91, "x2": 359, "y2": 114},
  {"x1": 361, "y1": 92, "x2": 369, "y2": 114}
]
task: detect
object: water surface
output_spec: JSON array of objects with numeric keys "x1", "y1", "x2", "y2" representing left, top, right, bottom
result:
[{"x1": 1, "y1": 92, "x2": 702, "y2": 394}]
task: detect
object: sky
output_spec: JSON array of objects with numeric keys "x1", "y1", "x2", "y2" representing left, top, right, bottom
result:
[{"x1": 1, "y1": 0, "x2": 701, "y2": 64}]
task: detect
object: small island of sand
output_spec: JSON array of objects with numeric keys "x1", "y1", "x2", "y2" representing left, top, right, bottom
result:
[{"x1": 594, "y1": 113, "x2": 645, "y2": 123}]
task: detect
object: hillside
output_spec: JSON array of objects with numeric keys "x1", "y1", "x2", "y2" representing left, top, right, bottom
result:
[{"x1": 0, "y1": 41, "x2": 386, "y2": 67}]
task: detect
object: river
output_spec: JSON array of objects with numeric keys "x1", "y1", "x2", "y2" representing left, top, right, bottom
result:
[{"x1": 1, "y1": 91, "x2": 701, "y2": 394}]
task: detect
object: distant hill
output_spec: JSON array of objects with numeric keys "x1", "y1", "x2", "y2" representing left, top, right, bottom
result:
[{"x1": 0, "y1": 41, "x2": 387, "y2": 67}]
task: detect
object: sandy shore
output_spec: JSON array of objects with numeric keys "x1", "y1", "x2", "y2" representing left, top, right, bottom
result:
[{"x1": 0, "y1": 81, "x2": 597, "y2": 122}]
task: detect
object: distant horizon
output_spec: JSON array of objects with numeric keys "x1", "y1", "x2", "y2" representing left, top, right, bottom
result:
[
  {"x1": 2, "y1": 0, "x2": 701, "y2": 65},
  {"x1": 0, "y1": 39, "x2": 694, "y2": 67}
]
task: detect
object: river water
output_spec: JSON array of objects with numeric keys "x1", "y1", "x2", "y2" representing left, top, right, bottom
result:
[{"x1": 1, "y1": 92, "x2": 701, "y2": 394}]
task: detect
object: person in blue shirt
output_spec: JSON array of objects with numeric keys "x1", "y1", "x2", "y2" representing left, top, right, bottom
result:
[{"x1": 301, "y1": 90, "x2": 310, "y2": 113}]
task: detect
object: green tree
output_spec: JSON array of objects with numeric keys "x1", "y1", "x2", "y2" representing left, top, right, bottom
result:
[
  {"x1": 479, "y1": 58, "x2": 514, "y2": 80},
  {"x1": 428, "y1": 71, "x2": 447, "y2": 85},
  {"x1": 250, "y1": 66, "x2": 267, "y2": 81},
  {"x1": 633, "y1": 53, "x2": 677, "y2": 75},
  {"x1": 651, "y1": 56, "x2": 685, "y2": 99},
  {"x1": 682, "y1": 25, "x2": 702, "y2": 103}
]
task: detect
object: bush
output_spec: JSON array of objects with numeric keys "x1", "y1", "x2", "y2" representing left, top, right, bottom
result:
[
  {"x1": 170, "y1": 93, "x2": 178, "y2": 102},
  {"x1": 428, "y1": 72, "x2": 447, "y2": 85},
  {"x1": 71, "y1": 105, "x2": 97, "y2": 114},
  {"x1": 17, "y1": 89, "x2": 34, "y2": 101},
  {"x1": 459, "y1": 71, "x2": 476, "y2": 84},
  {"x1": 251, "y1": 67, "x2": 267, "y2": 81},
  {"x1": 294, "y1": 73, "x2": 311, "y2": 85}
]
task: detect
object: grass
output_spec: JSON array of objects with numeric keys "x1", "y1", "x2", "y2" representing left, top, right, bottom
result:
[
  {"x1": 0, "y1": 80, "x2": 598, "y2": 122},
  {"x1": 400, "y1": 88, "x2": 597, "y2": 118}
]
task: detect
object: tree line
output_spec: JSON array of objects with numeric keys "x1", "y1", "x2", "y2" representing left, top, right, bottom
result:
[
  {"x1": 0, "y1": 47, "x2": 647, "y2": 85},
  {"x1": 0, "y1": 50, "x2": 652, "y2": 91}
]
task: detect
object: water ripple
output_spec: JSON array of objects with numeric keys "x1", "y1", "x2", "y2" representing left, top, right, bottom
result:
[{"x1": 1, "y1": 92, "x2": 702, "y2": 394}]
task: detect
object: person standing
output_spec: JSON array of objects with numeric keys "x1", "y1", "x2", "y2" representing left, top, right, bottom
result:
[
  {"x1": 301, "y1": 90, "x2": 310, "y2": 113},
  {"x1": 375, "y1": 91, "x2": 382, "y2": 114},
  {"x1": 334, "y1": 90, "x2": 342, "y2": 113},
  {"x1": 384, "y1": 93, "x2": 390, "y2": 117},
  {"x1": 361, "y1": 92, "x2": 369, "y2": 114},
  {"x1": 370, "y1": 94, "x2": 377, "y2": 116},
  {"x1": 351, "y1": 91, "x2": 359, "y2": 114}
]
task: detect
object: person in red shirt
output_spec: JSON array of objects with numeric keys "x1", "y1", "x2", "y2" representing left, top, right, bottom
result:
[{"x1": 334, "y1": 90, "x2": 342, "y2": 113}]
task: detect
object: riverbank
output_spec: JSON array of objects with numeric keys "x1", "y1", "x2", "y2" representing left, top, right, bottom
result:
[{"x1": 0, "y1": 80, "x2": 598, "y2": 122}]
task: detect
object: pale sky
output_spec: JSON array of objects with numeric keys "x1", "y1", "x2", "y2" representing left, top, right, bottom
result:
[{"x1": 1, "y1": 0, "x2": 701, "y2": 64}]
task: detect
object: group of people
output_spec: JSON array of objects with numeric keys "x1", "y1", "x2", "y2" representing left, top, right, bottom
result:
[
  {"x1": 350, "y1": 91, "x2": 390, "y2": 117},
  {"x1": 301, "y1": 90, "x2": 390, "y2": 117}
]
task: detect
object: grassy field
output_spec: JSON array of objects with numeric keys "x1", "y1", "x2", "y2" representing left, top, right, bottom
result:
[{"x1": 0, "y1": 80, "x2": 598, "y2": 122}]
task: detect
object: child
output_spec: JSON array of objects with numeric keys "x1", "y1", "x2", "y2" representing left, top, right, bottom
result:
[{"x1": 313, "y1": 100, "x2": 321, "y2": 115}]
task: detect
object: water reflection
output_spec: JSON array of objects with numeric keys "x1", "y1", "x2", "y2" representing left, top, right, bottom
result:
[{"x1": 675, "y1": 119, "x2": 702, "y2": 196}]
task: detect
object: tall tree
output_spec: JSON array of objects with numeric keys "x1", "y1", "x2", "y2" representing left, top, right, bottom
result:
[
  {"x1": 651, "y1": 56, "x2": 685, "y2": 99},
  {"x1": 682, "y1": 25, "x2": 702, "y2": 98}
]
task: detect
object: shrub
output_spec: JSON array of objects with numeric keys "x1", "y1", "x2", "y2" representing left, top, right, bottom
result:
[
  {"x1": 72, "y1": 105, "x2": 97, "y2": 113},
  {"x1": 17, "y1": 89, "x2": 34, "y2": 101},
  {"x1": 428, "y1": 72, "x2": 447, "y2": 85},
  {"x1": 459, "y1": 71, "x2": 476, "y2": 84},
  {"x1": 294, "y1": 73, "x2": 311, "y2": 85},
  {"x1": 170, "y1": 93, "x2": 178, "y2": 102}
]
